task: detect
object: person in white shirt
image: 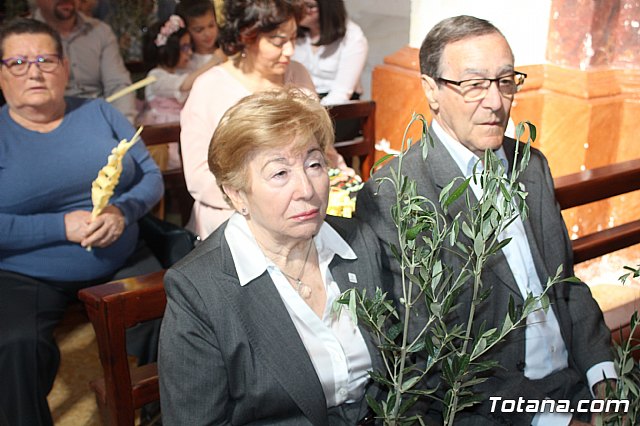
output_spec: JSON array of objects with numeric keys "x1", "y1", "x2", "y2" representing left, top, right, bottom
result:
[
  {"x1": 159, "y1": 87, "x2": 384, "y2": 425},
  {"x1": 357, "y1": 15, "x2": 616, "y2": 426},
  {"x1": 293, "y1": 0, "x2": 368, "y2": 105}
]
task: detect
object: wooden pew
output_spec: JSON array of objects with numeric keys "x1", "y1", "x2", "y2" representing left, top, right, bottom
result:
[
  {"x1": 327, "y1": 100, "x2": 376, "y2": 179},
  {"x1": 140, "y1": 123, "x2": 194, "y2": 227},
  {"x1": 554, "y1": 158, "x2": 640, "y2": 347}
]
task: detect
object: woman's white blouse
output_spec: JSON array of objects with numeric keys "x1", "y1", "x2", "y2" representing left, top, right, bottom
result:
[
  {"x1": 293, "y1": 20, "x2": 369, "y2": 105},
  {"x1": 224, "y1": 213, "x2": 373, "y2": 407}
]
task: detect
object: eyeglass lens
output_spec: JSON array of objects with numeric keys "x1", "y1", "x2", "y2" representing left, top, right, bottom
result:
[
  {"x1": 460, "y1": 74, "x2": 525, "y2": 101},
  {"x1": 1, "y1": 54, "x2": 61, "y2": 76}
]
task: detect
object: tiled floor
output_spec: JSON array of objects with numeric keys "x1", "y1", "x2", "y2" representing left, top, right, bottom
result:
[{"x1": 49, "y1": 321, "x2": 102, "y2": 425}]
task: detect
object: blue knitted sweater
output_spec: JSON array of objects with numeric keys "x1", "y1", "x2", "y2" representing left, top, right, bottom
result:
[{"x1": 0, "y1": 98, "x2": 163, "y2": 281}]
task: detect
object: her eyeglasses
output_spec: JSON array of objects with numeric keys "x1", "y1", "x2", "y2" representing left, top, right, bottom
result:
[
  {"x1": 436, "y1": 71, "x2": 527, "y2": 102},
  {"x1": 0, "y1": 54, "x2": 62, "y2": 77}
]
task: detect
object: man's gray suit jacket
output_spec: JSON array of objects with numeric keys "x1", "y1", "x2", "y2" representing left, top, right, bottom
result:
[
  {"x1": 356, "y1": 130, "x2": 612, "y2": 425},
  {"x1": 159, "y1": 215, "x2": 387, "y2": 425}
]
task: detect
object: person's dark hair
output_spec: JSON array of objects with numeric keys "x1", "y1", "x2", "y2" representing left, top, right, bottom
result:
[
  {"x1": 0, "y1": 18, "x2": 63, "y2": 59},
  {"x1": 218, "y1": 0, "x2": 300, "y2": 56},
  {"x1": 143, "y1": 18, "x2": 189, "y2": 69},
  {"x1": 175, "y1": 0, "x2": 217, "y2": 25},
  {"x1": 298, "y1": 0, "x2": 346, "y2": 46},
  {"x1": 419, "y1": 15, "x2": 508, "y2": 77}
]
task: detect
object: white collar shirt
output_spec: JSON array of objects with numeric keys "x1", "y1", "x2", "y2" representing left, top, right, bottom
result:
[{"x1": 224, "y1": 213, "x2": 373, "y2": 408}]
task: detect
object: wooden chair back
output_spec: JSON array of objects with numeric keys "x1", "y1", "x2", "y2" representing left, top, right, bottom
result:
[
  {"x1": 78, "y1": 270, "x2": 167, "y2": 426},
  {"x1": 141, "y1": 123, "x2": 193, "y2": 226},
  {"x1": 327, "y1": 100, "x2": 376, "y2": 179}
]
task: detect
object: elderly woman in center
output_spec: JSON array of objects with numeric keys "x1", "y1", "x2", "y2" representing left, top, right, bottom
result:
[{"x1": 159, "y1": 88, "x2": 385, "y2": 425}]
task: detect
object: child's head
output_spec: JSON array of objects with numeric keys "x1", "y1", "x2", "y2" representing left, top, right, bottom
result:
[
  {"x1": 175, "y1": 0, "x2": 219, "y2": 54},
  {"x1": 145, "y1": 15, "x2": 192, "y2": 70}
]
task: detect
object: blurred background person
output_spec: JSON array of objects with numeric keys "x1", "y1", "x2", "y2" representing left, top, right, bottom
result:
[
  {"x1": 31, "y1": 0, "x2": 137, "y2": 122},
  {"x1": 139, "y1": 14, "x2": 219, "y2": 126},
  {"x1": 0, "y1": 18, "x2": 163, "y2": 426},
  {"x1": 294, "y1": 0, "x2": 368, "y2": 105},
  {"x1": 175, "y1": 0, "x2": 225, "y2": 72},
  {"x1": 180, "y1": 0, "x2": 316, "y2": 238},
  {"x1": 139, "y1": 14, "x2": 220, "y2": 171},
  {"x1": 160, "y1": 88, "x2": 383, "y2": 425}
]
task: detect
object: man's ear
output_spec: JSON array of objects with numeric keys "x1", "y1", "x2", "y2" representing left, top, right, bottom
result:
[{"x1": 421, "y1": 74, "x2": 439, "y2": 110}]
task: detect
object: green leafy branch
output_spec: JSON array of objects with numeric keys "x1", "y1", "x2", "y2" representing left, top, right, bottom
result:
[{"x1": 338, "y1": 116, "x2": 575, "y2": 425}]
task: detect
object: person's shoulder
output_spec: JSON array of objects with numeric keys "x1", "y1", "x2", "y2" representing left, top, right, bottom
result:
[
  {"x1": 287, "y1": 60, "x2": 309, "y2": 77},
  {"x1": 346, "y1": 19, "x2": 365, "y2": 36},
  {"x1": 170, "y1": 225, "x2": 226, "y2": 276},
  {"x1": 503, "y1": 136, "x2": 547, "y2": 167},
  {"x1": 193, "y1": 64, "x2": 229, "y2": 87},
  {"x1": 325, "y1": 215, "x2": 376, "y2": 243},
  {"x1": 80, "y1": 12, "x2": 115, "y2": 35}
]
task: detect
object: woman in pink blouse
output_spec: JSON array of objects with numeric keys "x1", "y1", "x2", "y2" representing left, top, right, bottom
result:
[
  {"x1": 180, "y1": 0, "x2": 353, "y2": 239},
  {"x1": 180, "y1": 0, "x2": 308, "y2": 238}
]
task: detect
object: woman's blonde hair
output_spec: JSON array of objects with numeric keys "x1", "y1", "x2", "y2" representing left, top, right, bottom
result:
[{"x1": 208, "y1": 87, "x2": 334, "y2": 203}]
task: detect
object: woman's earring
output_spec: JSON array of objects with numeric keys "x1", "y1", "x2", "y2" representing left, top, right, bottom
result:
[
  {"x1": 241, "y1": 207, "x2": 248, "y2": 215},
  {"x1": 241, "y1": 49, "x2": 246, "y2": 58}
]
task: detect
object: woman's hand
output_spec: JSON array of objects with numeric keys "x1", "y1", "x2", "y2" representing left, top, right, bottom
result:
[
  {"x1": 64, "y1": 205, "x2": 126, "y2": 248},
  {"x1": 64, "y1": 210, "x2": 93, "y2": 243},
  {"x1": 81, "y1": 205, "x2": 126, "y2": 248}
]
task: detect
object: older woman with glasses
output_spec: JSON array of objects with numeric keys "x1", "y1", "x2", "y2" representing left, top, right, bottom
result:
[
  {"x1": 0, "y1": 18, "x2": 163, "y2": 426},
  {"x1": 160, "y1": 88, "x2": 385, "y2": 425}
]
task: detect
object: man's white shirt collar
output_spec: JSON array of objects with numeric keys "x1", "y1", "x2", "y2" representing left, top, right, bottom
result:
[{"x1": 431, "y1": 119, "x2": 508, "y2": 178}]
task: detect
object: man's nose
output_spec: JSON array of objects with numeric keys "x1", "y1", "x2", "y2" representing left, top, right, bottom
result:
[{"x1": 482, "y1": 80, "x2": 507, "y2": 110}]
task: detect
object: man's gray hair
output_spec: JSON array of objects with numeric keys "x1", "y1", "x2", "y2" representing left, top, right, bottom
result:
[{"x1": 419, "y1": 15, "x2": 508, "y2": 77}]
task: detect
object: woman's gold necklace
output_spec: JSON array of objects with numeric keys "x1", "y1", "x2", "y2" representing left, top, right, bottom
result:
[{"x1": 280, "y1": 241, "x2": 314, "y2": 300}]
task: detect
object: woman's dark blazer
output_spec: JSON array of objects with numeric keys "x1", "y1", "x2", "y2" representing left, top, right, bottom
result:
[{"x1": 159, "y1": 215, "x2": 388, "y2": 425}]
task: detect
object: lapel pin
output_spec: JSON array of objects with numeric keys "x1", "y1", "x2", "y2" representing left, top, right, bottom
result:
[{"x1": 348, "y1": 273, "x2": 357, "y2": 283}]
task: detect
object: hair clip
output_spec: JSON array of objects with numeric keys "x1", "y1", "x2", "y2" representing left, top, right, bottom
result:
[{"x1": 155, "y1": 14, "x2": 185, "y2": 47}]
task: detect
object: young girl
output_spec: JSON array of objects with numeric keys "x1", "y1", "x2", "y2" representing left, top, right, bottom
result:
[
  {"x1": 140, "y1": 14, "x2": 219, "y2": 169},
  {"x1": 176, "y1": 0, "x2": 226, "y2": 72},
  {"x1": 140, "y1": 14, "x2": 219, "y2": 124}
]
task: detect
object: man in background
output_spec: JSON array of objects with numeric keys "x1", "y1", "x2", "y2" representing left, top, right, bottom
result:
[{"x1": 32, "y1": 0, "x2": 136, "y2": 122}]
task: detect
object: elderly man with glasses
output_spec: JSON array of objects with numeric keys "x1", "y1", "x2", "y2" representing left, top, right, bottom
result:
[{"x1": 357, "y1": 15, "x2": 615, "y2": 426}]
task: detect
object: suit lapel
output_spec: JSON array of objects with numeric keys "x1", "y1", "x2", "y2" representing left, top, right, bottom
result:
[
  {"x1": 329, "y1": 255, "x2": 386, "y2": 376},
  {"x1": 218, "y1": 238, "x2": 328, "y2": 426}
]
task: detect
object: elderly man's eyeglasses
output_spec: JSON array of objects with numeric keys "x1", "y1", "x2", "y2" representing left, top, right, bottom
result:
[
  {"x1": 0, "y1": 54, "x2": 62, "y2": 77},
  {"x1": 436, "y1": 71, "x2": 527, "y2": 102}
]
